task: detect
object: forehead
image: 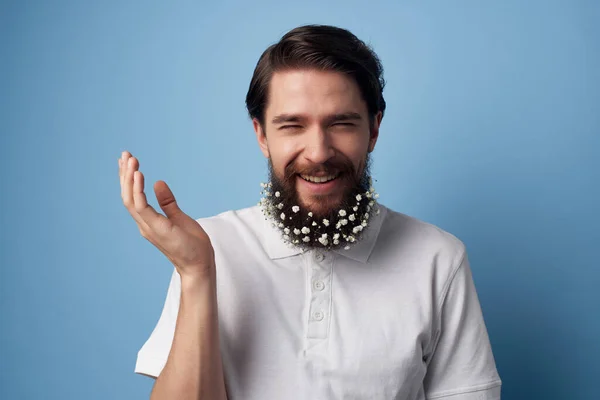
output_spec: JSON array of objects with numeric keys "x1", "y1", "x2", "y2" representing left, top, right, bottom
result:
[{"x1": 265, "y1": 69, "x2": 367, "y2": 119}]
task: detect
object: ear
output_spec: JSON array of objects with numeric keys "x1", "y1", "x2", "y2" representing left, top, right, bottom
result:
[
  {"x1": 368, "y1": 111, "x2": 383, "y2": 153},
  {"x1": 253, "y1": 118, "x2": 270, "y2": 158}
]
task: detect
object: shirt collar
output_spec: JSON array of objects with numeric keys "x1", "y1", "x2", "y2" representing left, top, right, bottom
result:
[{"x1": 262, "y1": 204, "x2": 388, "y2": 263}]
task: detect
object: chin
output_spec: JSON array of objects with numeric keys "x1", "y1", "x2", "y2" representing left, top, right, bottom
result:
[{"x1": 301, "y1": 195, "x2": 343, "y2": 216}]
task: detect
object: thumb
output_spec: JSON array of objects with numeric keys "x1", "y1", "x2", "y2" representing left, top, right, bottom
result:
[{"x1": 154, "y1": 180, "x2": 182, "y2": 219}]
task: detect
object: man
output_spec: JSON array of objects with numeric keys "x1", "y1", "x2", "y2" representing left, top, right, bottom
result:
[{"x1": 121, "y1": 25, "x2": 502, "y2": 399}]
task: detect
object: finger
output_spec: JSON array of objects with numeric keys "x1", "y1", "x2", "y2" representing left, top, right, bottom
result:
[
  {"x1": 121, "y1": 156, "x2": 151, "y2": 229},
  {"x1": 122, "y1": 156, "x2": 137, "y2": 206},
  {"x1": 133, "y1": 170, "x2": 169, "y2": 229},
  {"x1": 120, "y1": 151, "x2": 131, "y2": 198},
  {"x1": 118, "y1": 158, "x2": 124, "y2": 188},
  {"x1": 154, "y1": 180, "x2": 183, "y2": 220}
]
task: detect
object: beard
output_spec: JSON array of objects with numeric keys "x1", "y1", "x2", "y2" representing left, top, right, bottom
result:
[{"x1": 260, "y1": 153, "x2": 379, "y2": 251}]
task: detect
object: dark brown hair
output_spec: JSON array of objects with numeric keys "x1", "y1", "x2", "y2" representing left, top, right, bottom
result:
[{"x1": 245, "y1": 24, "x2": 386, "y2": 128}]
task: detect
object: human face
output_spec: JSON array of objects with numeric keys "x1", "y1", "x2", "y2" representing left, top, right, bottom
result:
[{"x1": 254, "y1": 69, "x2": 382, "y2": 217}]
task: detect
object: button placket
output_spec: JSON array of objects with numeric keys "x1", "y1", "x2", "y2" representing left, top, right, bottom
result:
[{"x1": 307, "y1": 250, "x2": 333, "y2": 339}]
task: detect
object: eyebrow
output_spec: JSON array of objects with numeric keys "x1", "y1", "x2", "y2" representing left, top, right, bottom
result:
[{"x1": 271, "y1": 112, "x2": 363, "y2": 125}]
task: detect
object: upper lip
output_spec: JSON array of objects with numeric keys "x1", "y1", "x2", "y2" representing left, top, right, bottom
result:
[{"x1": 299, "y1": 171, "x2": 339, "y2": 177}]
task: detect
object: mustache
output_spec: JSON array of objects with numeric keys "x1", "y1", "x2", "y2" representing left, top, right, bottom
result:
[{"x1": 283, "y1": 159, "x2": 356, "y2": 180}]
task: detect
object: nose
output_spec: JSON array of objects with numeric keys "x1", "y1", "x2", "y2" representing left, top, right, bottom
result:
[{"x1": 302, "y1": 128, "x2": 335, "y2": 165}]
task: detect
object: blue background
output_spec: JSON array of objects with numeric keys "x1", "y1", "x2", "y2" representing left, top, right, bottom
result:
[{"x1": 1, "y1": 0, "x2": 599, "y2": 399}]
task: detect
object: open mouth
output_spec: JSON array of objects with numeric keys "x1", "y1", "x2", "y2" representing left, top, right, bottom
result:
[{"x1": 299, "y1": 172, "x2": 341, "y2": 184}]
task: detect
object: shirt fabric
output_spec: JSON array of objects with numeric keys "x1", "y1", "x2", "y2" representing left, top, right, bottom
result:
[{"x1": 135, "y1": 203, "x2": 502, "y2": 399}]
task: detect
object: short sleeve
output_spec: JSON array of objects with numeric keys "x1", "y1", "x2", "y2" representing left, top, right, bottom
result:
[
  {"x1": 423, "y1": 252, "x2": 502, "y2": 399},
  {"x1": 134, "y1": 268, "x2": 181, "y2": 378}
]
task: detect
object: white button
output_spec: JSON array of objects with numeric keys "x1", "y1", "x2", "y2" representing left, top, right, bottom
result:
[
  {"x1": 313, "y1": 311, "x2": 324, "y2": 321},
  {"x1": 313, "y1": 280, "x2": 325, "y2": 291},
  {"x1": 315, "y1": 252, "x2": 325, "y2": 262}
]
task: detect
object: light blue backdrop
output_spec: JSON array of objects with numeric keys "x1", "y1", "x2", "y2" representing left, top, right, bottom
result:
[{"x1": 1, "y1": 1, "x2": 599, "y2": 399}]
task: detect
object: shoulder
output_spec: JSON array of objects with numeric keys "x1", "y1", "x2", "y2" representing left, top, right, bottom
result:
[
  {"x1": 380, "y1": 205, "x2": 465, "y2": 255},
  {"x1": 194, "y1": 206, "x2": 268, "y2": 257},
  {"x1": 194, "y1": 205, "x2": 263, "y2": 237},
  {"x1": 372, "y1": 204, "x2": 467, "y2": 279}
]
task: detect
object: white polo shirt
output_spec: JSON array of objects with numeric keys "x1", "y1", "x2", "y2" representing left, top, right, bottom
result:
[{"x1": 135, "y1": 204, "x2": 502, "y2": 399}]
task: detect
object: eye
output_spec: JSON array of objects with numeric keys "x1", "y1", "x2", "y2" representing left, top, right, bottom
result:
[
  {"x1": 280, "y1": 125, "x2": 302, "y2": 130},
  {"x1": 331, "y1": 122, "x2": 355, "y2": 129}
]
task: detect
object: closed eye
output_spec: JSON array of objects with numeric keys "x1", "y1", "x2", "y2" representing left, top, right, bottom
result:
[{"x1": 280, "y1": 125, "x2": 303, "y2": 130}]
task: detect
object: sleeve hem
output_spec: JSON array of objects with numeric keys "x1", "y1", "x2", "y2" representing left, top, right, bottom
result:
[
  {"x1": 134, "y1": 353, "x2": 166, "y2": 379},
  {"x1": 426, "y1": 380, "x2": 502, "y2": 399}
]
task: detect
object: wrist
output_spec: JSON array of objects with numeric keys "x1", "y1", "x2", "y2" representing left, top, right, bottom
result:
[{"x1": 179, "y1": 265, "x2": 216, "y2": 291}]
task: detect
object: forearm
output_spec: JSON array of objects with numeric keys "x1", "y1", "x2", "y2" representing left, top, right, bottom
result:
[{"x1": 150, "y1": 271, "x2": 227, "y2": 400}]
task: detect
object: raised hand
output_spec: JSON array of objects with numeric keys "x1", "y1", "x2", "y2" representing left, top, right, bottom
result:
[{"x1": 118, "y1": 151, "x2": 215, "y2": 280}]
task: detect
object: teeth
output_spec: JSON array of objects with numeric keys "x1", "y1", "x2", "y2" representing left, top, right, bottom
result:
[{"x1": 300, "y1": 174, "x2": 338, "y2": 183}]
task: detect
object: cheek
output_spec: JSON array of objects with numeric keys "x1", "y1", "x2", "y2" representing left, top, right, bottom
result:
[
  {"x1": 269, "y1": 138, "x2": 300, "y2": 170},
  {"x1": 337, "y1": 139, "x2": 369, "y2": 171}
]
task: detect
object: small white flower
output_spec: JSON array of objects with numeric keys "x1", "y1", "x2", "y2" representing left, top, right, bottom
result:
[
  {"x1": 283, "y1": 234, "x2": 290, "y2": 241},
  {"x1": 369, "y1": 200, "x2": 374, "y2": 207},
  {"x1": 323, "y1": 219, "x2": 329, "y2": 226},
  {"x1": 339, "y1": 209, "x2": 347, "y2": 217},
  {"x1": 365, "y1": 212, "x2": 370, "y2": 219},
  {"x1": 284, "y1": 227, "x2": 290, "y2": 234},
  {"x1": 318, "y1": 237, "x2": 329, "y2": 246},
  {"x1": 369, "y1": 187, "x2": 375, "y2": 193},
  {"x1": 277, "y1": 203, "x2": 284, "y2": 209},
  {"x1": 301, "y1": 226, "x2": 310, "y2": 234},
  {"x1": 333, "y1": 233, "x2": 340, "y2": 240},
  {"x1": 352, "y1": 225, "x2": 363, "y2": 234},
  {"x1": 366, "y1": 192, "x2": 372, "y2": 198},
  {"x1": 340, "y1": 219, "x2": 348, "y2": 226},
  {"x1": 356, "y1": 194, "x2": 362, "y2": 201},
  {"x1": 374, "y1": 193, "x2": 379, "y2": 199},
  {"x1": 349, "y1": 214, "x2": 356, "y2": 222},
  {"x1": 308, "y1": 212, "x2": 313, "y2": 217},
  {"x1": 312, "y1": 221, "x2": 317, "y2": 226},
  {"x1": 353, "y1": 206, "x2": 358, "y2": 212},
  {"x1": 278, "y1": 223, "x2": 284, "y2": 228},
  {"x1": 336, "y1": 222, "x2": 341, "y2": 229},
  {"x1": 333, "y1": 239, "x2": 340, "y2": 245},
  {"x1": 362, "y1": 220, "x2": 367, "y2": 227},
  {"x1": 344, "y1": 245, "x2": 351, "y2": 250},
  {"x1": 347, "y1": 235, "x2": 356, "y2": 242},
  {"x1": 293, "y1": 228, "x2": 301, "y2": 235},
  {"x1": 292, "y1": 205, "x2": 300, "y2": 213},
  {"x1": 321, "y1": 233, "x2": 328, "y2": 238},
  {"x1": 275, "y1": 191, "x2": 281, "y2": 197},
  {"x1": 267, "y1": 182, "x2": 272, "y2": 187},
  {"x1": 302, "y1": 236, "x2": 310, "y2": 243},
  {"x1": 280, "y1": 213, "x2": 285, "y2": 220}
]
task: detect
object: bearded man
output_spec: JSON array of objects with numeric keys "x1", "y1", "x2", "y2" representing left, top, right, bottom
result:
[{"x1": 120, "y1": 24, "x2": 502, "y2": 400}]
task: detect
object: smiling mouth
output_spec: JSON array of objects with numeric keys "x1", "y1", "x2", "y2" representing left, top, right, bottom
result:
[{"x1": 299, "y1": 173, "x2": 340, "y2": 183}]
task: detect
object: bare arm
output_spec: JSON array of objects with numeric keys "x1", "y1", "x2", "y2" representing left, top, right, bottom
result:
[
  {"x1": 150, "y1": 273, "x2": 227, "y2": 400},
  {"x1": 119, "y1": 151, "x2": 227, "y2": 400}
]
